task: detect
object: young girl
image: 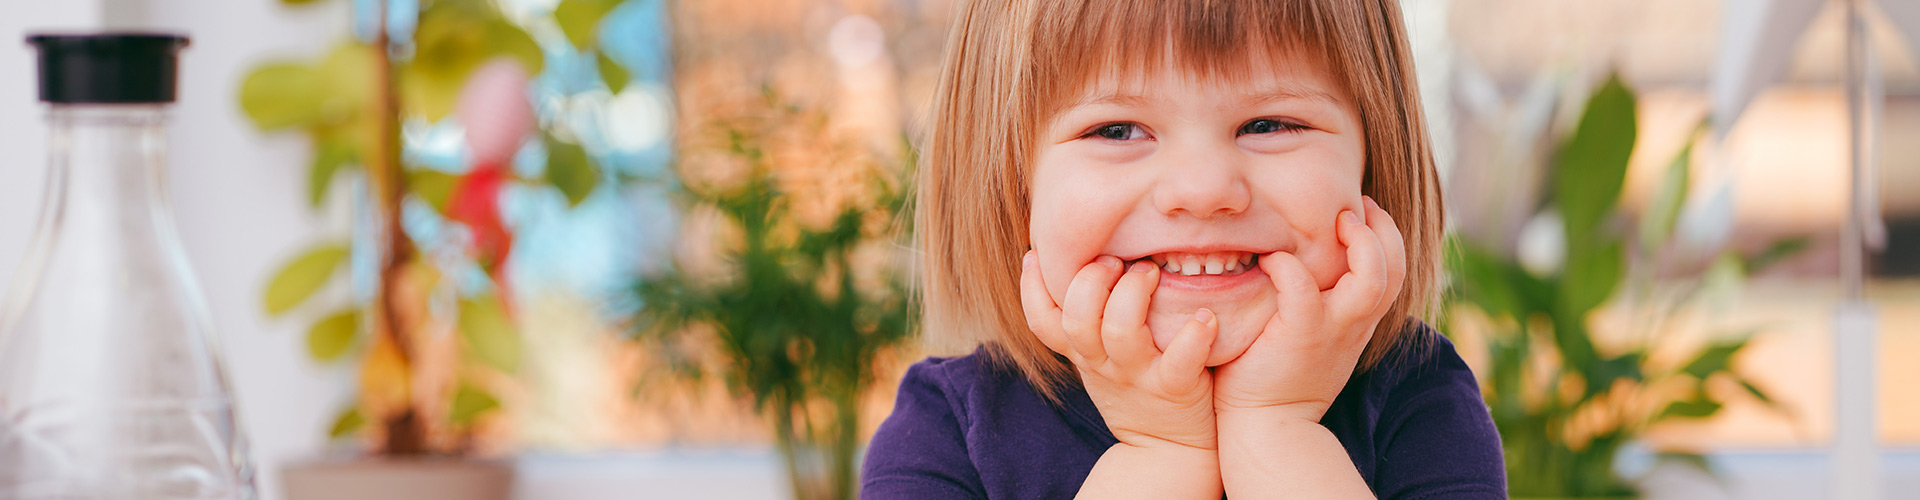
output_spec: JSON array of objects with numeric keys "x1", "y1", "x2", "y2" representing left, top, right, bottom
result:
[{"x1": 863, "y1": 0, "x2": 1504, "y2": 498}]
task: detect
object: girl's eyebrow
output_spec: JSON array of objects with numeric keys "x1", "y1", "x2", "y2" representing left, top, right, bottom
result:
[
  {"x1": 1064, "y1": 82, "x2": 1341, "y2": 113},
  {"x1": 1069, "y1": 93, "x2": 1155, "y2": 110},
  {"x1": 1242, "y1": 83, "x2": 1341, "y2": 107}
]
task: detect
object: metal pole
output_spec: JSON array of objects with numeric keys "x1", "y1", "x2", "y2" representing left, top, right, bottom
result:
[{"x1": 1834, "y1": 0, "x2": 1880, "y2": 497}]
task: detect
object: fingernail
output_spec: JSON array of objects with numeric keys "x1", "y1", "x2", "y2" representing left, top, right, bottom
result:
[
  {"x1": 1194, "y1": 308, "x2": 1215, "y2": 325},
  {"x1": 1364, "y1": 195, "x2": 1380, "y2": 211},
  {"x1": 1099, "y1": 255, "x2": 1122, "y2": 270},
  {"x1": 1023, "y1": 251, "x2": 1035, "y2": 269},
  {"x1": 1343, "y1": 210, "x2": 1361, "y2": 225},
  {"x1": 1129, "y1": 261, "x2": 1152, "y2": 273}
]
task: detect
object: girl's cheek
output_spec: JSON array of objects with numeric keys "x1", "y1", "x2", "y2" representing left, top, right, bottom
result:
[{"x1": 1029, "y1": 218, "x2": 1090, "y2": 305}]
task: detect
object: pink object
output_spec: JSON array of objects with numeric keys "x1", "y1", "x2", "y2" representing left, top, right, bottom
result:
[{"x1": 456, "y1": 59, "x2": 535, "y2": 168}]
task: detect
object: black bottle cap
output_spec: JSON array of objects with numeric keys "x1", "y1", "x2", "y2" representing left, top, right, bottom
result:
[{"x1": 26, "y1": 33, "x2": 189, "y2": 104}]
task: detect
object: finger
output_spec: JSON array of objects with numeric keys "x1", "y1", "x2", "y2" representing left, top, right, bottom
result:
[
  {"x1": 1018, "y1": 250, "x2": 1071, "y2": 356},
  {"x1": 1102, "y1": 261, "x2": 1162, "y2": 368},
  {"x1": 1327, "y1": 208, "x2": 1392, "y2": 322},
  {"x1": 1060, "y1": 255, "x2": 1126, "y2": 364},
  {"x1": 1259, "y1": 251, "x2": 1327, "y2": 334},
  {"x1": 1364, "y1": 196, "x2": 1409, "y2": 309},
  {"x1": 1156, "y1": 308, "x2": 1217, "y2": 388}
]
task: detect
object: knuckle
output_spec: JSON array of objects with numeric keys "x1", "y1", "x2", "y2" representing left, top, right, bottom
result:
[{"x1": 1060, "y1": 317, "x2": 1087, "y2": 335}]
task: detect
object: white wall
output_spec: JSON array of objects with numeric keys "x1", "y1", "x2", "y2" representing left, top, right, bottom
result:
[
  {"x1": 2, "y1": 2, "x2": 352, "y2": 499},
  {"x1": 0, "y1": 2, "x2": 103, "y2": 281}
]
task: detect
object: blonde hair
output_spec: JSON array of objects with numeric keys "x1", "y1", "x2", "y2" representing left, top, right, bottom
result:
[{"x1": 916, "y1": 0, "x2": 1445, "y2": 402}]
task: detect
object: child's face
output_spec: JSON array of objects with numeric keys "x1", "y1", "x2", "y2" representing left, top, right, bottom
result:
[{"x1": 1029, "y1": 53, "x2": 1366, "y2": 367}]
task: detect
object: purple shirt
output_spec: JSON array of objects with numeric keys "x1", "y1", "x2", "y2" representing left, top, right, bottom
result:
[{"x1": 861, "y1": 322, "x2": 1506, "y2": 499}]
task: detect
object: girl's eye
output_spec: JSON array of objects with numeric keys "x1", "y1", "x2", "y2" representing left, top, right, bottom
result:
[
  {"x1": 1239, "y1": 118, "x2": 1304, "y2": 136},
  {"x1": 1087, "y1": 123, "x2": 1146, "y2": 141}
]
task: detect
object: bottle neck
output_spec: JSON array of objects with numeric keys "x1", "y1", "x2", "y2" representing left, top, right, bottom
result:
[
  {"x1": 44, "y1": 103, "x2": 173, "y2": 221},
  {"x1": 36, "y1": 104, "x2": 181, "y2": 264}
]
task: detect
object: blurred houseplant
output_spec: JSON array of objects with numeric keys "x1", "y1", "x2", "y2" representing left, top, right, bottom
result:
[
  {"x1": 629, "y1": 93, "x2": 916, "y2": 500},
  {"x1": 1443, "y1": 72, "x2": 1803, "y2": 498},
  {"x1": 237, "y1": 0, "x2": 636, "y2": 492}
]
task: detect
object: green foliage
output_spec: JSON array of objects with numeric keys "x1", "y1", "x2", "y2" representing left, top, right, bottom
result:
[
  {"x1": 240, "y1": 63, "x2": 328, "y2": 131},
  {"x1": 458, "y1": 296, "x2": 521, "y2": 374},
  {"x1": 402, "y1": 1, "x2": 545, "y2": 120},
  {"x1": 307, "y1": 308, "x2": 361, "y2": 361},
  {"x1": 308, "y1": 141, "x2": 357, "y2": 207},
  {"x1": 1639, "y1": 136, "x2": 1695, "y2": 253},
  {"x1": 241, "y1": 0, "x2": 639, "y2": 449},
  {"x1": 631, "y1": 95, "x2": 916, "y2": 500},
  {"x1": 449, "y1": 384, "x2": 502, "y2": 426},
  {"x1": 1443, "y1": 71, "x2": 1802, "y2": 498},
  {"x1": 545, "y1": 134, "x2": 600, "y2": 207},
  {"x1": 555, "y1": 0, "x2": 623, "y2": 48},
  {"x1": 263, "y1": 243, "x2": 350, "y2": 316},
  {"x1": 597, "y1": 51, "x2": 631, "y2": 93},
  {"x1": 327, "y1": 406, "x2": 366, "y2": 439},
  {"x1": 407, "y1": 169, "x2": 460, "y2": 214},
  {"x1": 1555, "y1": 73, "x2": 1637, "y2": 241}
]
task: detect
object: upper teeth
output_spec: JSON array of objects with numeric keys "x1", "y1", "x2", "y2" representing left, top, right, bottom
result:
[{"x1": 1147, "y1": 252, "x2": 1256, "y2": 276}]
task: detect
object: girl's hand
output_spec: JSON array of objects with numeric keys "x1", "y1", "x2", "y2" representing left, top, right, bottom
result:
[
  {"x1": 1213, "y1": 196, "x2": 1407, "y2": 423},
  {"x1": 1021, "y1": 250, "x2": 1220, "y2": 451}
]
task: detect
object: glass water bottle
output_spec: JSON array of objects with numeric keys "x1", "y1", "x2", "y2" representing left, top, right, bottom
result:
[{"x1": 0, "y1": 34, "x2": 255, "y2": 500}]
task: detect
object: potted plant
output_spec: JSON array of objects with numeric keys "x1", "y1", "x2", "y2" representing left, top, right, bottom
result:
[
  {"x1": 1441, "y1": 72, "x2": 1804, "y2": 498},
  {"x1": 237, "y1": 0, "x2": 634, "y2": 497},
  {"x1": 628, "y1": 91, "x2": 916, "y2": 500}
]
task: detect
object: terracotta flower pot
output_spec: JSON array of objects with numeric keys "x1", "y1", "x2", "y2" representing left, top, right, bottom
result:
[{"x1": 282, "y1": 458, "x2": 514, "y2": 500}]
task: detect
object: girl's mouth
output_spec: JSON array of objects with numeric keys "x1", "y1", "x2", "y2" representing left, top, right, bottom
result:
[{"x1": 1129, "y1": 251, "x2": 1260, "y2": 277}]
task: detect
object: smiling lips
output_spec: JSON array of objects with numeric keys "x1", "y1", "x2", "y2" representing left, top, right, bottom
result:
[{"x1": 1142, "y1": 251, "x2": 1259, "y2": 276}]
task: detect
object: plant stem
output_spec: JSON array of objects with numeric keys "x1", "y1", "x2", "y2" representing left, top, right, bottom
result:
[
  {"x1": 830, "y1": 383, "x2": 859, "y2": 500},
  {"x1": 773, "y1": 399, "x2": 809, "y2": 500},
  {"x1": 369, "y1": 0, "x2": 424, "y2": 456}
]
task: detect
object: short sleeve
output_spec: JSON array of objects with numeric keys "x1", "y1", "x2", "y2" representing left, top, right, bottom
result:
[
  {"x1": 860, "y1": 358, "x2": 986, "y2": 499},
  {"x1": 1371, "y1": 332, "x2": 1508, "y2": 500}
]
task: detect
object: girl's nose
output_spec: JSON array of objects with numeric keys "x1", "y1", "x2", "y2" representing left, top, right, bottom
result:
[{"x1": 1151, "y1": 140, "x2": 1251, "y2": 220}]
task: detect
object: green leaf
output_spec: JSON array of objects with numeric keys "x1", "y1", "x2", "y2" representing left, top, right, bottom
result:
[
  {"x1": 308, "y1": 140, "x2": 356, "y2": 208},
  {"x1": 449, "y1": 384, "x2": 501, "y2": 426},
  {"x1": 1556, "y1": 72, "x2": 1638, "y2": 240},
  {"x1": 597, "y1": 51, "x2": 630, "y2": 93},
  {"x1": 263, "y1": 243, "x2": 350, "y2": 316},
  {"x1": 1746, "y1": 236, "x2": 1812, "y2": 275},
  {"x1": 1559, "y1": 239, "x2": 1623, "y2": 317},
  {"x1": 306, "y1": 309, "x2": 360, "y2": 362},
  {"x1": 1639, "y1": 137, "x2": 1692, "y2": 253},
  {"x1": 1735, "y1": 375, "x2": 1794, "y2": 419},
  {"x1": 1586, "y1": 352, "x2": 1644, "y2": 397},
  {"x1": 326, "y1": 406, "x2": 365, "y2": 439},
  {"x1": 398, "y1": 63, "x2": 464, "y2": 122},
  {"x1": 546, "y1": 137, "x2": 599, "y2": 207},
  {"x1": 1681, "y1": 338, "x2": 1750, "y2": 379},
  {"x1": 403, "y1": 6, "x2": 545, "y2": 120},
  {"x1": 483, "y1": 21, "x2": 546, "y2": 76},
  {"x1": 281, "y1": 0, "x2": 327, "y2": 5},
  {"x1": 554, "y1": 0, "x2": 622, "y2": 48},
  {"x1": 238, "y1": 62, "x2": 326, "y2": 131},
  {"x1": 1551, "y1": 314, "x2": 1601, "y2": 374},
  {"x1": 458, "y1": 297, "x2": 520, "y2": 373},
  {"x1": 1737, "y1": 377, "x2": 1774, "y2": 405},
  {"x1": 317, "y1": 43, "x2": 378, "y2": 122},
  {"x1": 408, "y1": 169, "x2": 460, "y2": 214},
  {"x1": 1657, "y1": 397, "x2": 1723, "y2": 420}
]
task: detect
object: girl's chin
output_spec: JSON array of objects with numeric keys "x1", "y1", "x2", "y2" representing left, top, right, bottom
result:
[{"x1": 1145, "y1": 287, "x2": 1277, "y2": 367}]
